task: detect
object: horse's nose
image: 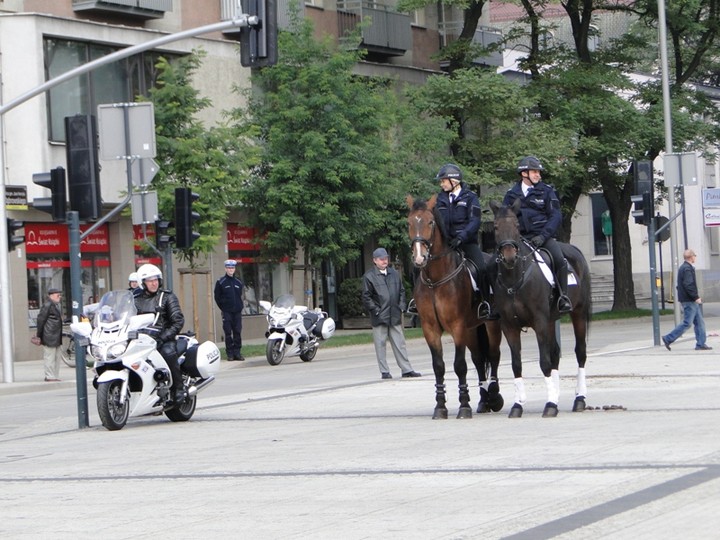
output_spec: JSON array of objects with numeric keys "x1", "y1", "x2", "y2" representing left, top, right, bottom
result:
[{"x1": 413, "y1": 254, "x2": 426, "y2": 267}]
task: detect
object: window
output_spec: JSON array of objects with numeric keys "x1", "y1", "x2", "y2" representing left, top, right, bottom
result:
[
  {"x1": 44, "y1": 38, "x2": 173, "y2": 142},
  {"x1": 411, "y1": 8, "x2": 426, "y2": 27}
]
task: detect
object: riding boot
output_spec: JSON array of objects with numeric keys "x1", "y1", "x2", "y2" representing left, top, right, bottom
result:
[
  {"x1": 478, "y1": 276, "x2": 499, "y2": 320},
  {"x1": 557, "y1": 262, "x2": 572, "y2": 314},
  {"x1": 406, "y1": 268, "x2": 419, "y2": 315}
]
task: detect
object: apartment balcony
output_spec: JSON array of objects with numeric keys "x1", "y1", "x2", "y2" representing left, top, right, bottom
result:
[
  {"x1": 337, "y1": 0, "x2": 411, "y2": 57},
  {"x1": 439, "y1": 22, "x2": 503, "y2": 67},
  {"x1": 220, "y1": 0, "x2": 301, "y2": 35},
  {"x1": 72, "y1": 0, "x2": 173, "y2": 19}
]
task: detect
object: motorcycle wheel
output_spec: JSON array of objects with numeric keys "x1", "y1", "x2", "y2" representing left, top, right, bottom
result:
[
  {"x1": 97, "y1": 380, "x2": 130, "y2": 431},
  {"x1": 165, "y1": 393, "x2": 197, "y2": 422},
  {"x1": 266, "y1": 338, "x2": 285, "y2": 366},
  {"x1": 300, "y1": 344, "x2": 318, "y2": 362}
]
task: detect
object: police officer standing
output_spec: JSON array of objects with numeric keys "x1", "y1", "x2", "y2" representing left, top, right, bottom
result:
[
  {"x1": 214, "y1": 259, "x2": 245, "y2": 361},
  {"x1": 503, "y1": 156, "x2": 572, "y2": 313}
]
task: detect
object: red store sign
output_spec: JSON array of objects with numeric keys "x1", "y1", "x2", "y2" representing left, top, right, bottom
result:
[{"x1": 25, "y1": 223, "x2": 109, "y2": 254}]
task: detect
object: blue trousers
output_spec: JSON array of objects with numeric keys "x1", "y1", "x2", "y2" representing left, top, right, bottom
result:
[
  {"x1": 222, "y1": 310, "x2": 243, "y2": 357},
  {"x1": 664, "y1": 301, "x2": 706, "y2": 347}
]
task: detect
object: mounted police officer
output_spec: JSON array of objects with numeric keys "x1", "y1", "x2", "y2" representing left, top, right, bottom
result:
[
  {"x1": 134, "y1": 263, "x2": 187, "y2": 403},
  {"x1": 503, "y1": 156, "x2": 572, "y2": 313},
  {"x1": 435, "y1": 163, "x2": 496, "y2": 319}
]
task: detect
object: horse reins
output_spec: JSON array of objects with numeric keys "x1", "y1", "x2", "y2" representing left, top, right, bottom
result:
[{"x1": 411, "y1": 216, "x2": 466, "y2": 289}]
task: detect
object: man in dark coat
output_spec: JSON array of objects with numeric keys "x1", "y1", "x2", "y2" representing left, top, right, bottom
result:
[
  {"x1": 134, "y1": 264, "x2": 187, "y2": 403},
  {"x1": 362, "y1": 247, "x2": 421, "y2": 380},
  {"x1": 36, "y1": 287, "x2": 63, "y2": 382},
  {"x1": 662, "y1": 249, "x2": 712, "y2": 351},
  {"x1": 214, "y1": 259, "x2": 245, "y2": 361}
]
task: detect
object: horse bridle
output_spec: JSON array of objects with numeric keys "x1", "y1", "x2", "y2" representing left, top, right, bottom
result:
[{"x1": 410, "y1": 214, "x2": 466, "y2": 288}]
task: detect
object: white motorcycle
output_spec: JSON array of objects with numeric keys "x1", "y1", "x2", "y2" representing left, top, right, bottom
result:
[
  {"x1": 258, "y1": 294, "x2": 336, "y2": 366},
  {"x1": 70, "y1": 290, "x2": 221, "y2": 431}
]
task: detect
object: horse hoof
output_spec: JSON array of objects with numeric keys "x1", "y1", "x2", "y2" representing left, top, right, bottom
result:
[
  {"x1": 542, "y1": 402, "x2": 559, "y2": 417},
  {"x1": 477, "y1": 402, "x2": 491, "y2": 414},
  {"x1": 457, "y1": 407, "x2": 472, "y2": 419},
  {"x1": 508, "y1": 404, "x2": 523, "y2": 418},
  {"x1": 490, "y1": 394, "x2": 504, "y2": 413},
  {"x1": 572, "y1": 397, "x2": 586, "y2": 412},
  {"x1": 433, "y1": 408, "x2": 448, "y2": 420}
]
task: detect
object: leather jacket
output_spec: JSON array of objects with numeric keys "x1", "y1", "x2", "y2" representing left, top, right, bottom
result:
[
  {"x1": 36, "y1": 299, "x2": 63, "y2": 347},
  {"x1": 134, "y1": 288, "x2": 184, "y2": 342},
  {"x1": 362, "y1": 266, "x2": 406, "y2": 327}
]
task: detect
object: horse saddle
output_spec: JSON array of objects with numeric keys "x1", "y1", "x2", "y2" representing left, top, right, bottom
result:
[{"x1": 531, "y1": 247, "x2": 578, "y2": 287}]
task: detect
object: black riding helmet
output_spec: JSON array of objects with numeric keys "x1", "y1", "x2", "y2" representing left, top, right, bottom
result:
[
  {"x1": 516, "y1": 156, "x2": 544, "y2": 173},
  {"x1": 435, "y1": 163, "x2": 463, "y2": 182}
]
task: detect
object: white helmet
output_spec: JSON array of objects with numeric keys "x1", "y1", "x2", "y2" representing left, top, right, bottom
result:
[
  {"x1": 136, "y1": 264, "x2": 163, "y2": 289},
  {"x1": 128, "y1": 272, "x2": 138, "y2": 284}
]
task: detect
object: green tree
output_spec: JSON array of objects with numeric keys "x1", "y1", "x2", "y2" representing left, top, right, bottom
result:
[
  {"x1": 147, "y1": 51, "x2": 252, "y2": 266},
  {"x1": 231, "y1": 13, "x2": 453, "y2": 304}
]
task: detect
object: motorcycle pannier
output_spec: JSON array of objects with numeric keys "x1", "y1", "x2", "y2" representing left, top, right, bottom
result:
[
  {"x1": 312, "y1": 317, "x2": 336, "y2": 340},
  {"x1": 182, "y1": 341, "x2": 222, "y2": 378}
]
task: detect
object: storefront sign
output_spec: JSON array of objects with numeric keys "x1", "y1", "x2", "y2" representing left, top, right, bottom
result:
[
  {"x1": 25, "y1": 223, "x2": 109, "y2": 253},
  {"x1": 227, "y1": 224, "x2": 261, "y2": 263},
  {"x1": 704, "y1": 207, "x2": 720, "y2": 227},
  {"x1": 5, "y1": 185, "x2": 27, "y2": 209}
]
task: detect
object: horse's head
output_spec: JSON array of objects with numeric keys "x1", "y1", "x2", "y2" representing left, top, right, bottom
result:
[
  {"x1": 490, "y1": 199, "x2": 523, "y2": 266},
  {"x1": 406, "y1": 194, "x2": 440, "y2": 268}
]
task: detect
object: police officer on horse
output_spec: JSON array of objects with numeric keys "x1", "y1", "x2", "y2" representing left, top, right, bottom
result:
[{"x1": 503, "y1": 156, "x2": 572, "y2": 313}]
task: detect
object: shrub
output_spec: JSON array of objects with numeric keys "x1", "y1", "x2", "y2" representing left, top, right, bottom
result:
[{"x1": 337, "y1": 277, "x2": 366, "y2": 318}]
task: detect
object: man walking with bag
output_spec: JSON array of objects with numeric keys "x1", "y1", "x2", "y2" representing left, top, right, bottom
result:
[{"x1": 36, "y1": 288, "x2": 64, "y2": 382}]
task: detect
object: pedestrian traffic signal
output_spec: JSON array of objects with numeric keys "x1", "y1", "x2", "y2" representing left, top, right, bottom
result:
[
  {"x1": 174, "y1": 188, "x2": 200, "y2": 249},
  {"x1": 65, "y1": 114, "x2": 102, "y2": 221},
  {"x1": 6, "y1": 218, "x2": 24, "y2": 252},
  {"x1": 32, "y1": 166, "x2": 67, "y2": 222},
  {"x1": 155, "y1": 219, "x2": 173, "y2": 249},
  {"x1": 631, "y1": 192, "x2": 653, "y2": 225},
  {"x1": 240, "y1": 0, "x2": 278, "y2": 68}
]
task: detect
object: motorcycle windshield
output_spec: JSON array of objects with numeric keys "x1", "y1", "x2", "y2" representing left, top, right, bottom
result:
[
  {"x1": 273, "y1": 294, "x2": 296, "y2": 309},
  {"x1": 93, "y1": 290, "x2": 138, "y2": 327}
]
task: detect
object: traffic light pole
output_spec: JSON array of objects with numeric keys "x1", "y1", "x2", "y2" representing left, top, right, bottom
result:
[
  {"x1": 68, "y1": 211, "x2": 90, "y2": 428},
  {"x1": 0, "y1": 16, "x2": 261, "y2": 383}
]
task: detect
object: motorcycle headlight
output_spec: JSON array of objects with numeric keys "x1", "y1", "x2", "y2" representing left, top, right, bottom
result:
[{"x1": 107, "y1": 342, "x2": 129, "y2": 359}]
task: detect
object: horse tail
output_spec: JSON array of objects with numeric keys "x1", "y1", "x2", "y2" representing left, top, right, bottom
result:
[{"x1": 561, "y1": 243, "x2": 592, "y2": 331}]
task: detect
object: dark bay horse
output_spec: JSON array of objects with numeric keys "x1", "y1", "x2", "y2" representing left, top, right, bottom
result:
[
  {"x1": 407, "y1": 194, "x2": 504, "y2": 419},
  {"x1": 490, "y1": 199, "x2": 591, "y2": 418}
]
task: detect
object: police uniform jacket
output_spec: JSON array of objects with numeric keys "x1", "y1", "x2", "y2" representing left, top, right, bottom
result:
[
  {"x1": 676, "y1": 261, "x2": 699, "y2": 303},
  {"x1": 362, "y1": 266, "x2": 406, "y2": 327},
  {"x1": 503, "y1": 181, "x2": 562, "y2": 241},
  {"x1": 214, "y1": 275, "x2": 244, "y2": 313},
  {"x1": 36, "y1": 299, "x2": 63, "y2": 347},
  {"x1": 135, "y1": 288, "x2": 184, "y2": 342},
  {"x1": 435, "y1": 183, "x2": 481, "y2": 244}
]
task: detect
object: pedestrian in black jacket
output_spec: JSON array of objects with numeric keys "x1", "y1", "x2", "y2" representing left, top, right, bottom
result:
[
  {"x1": 362, "y1": 247, "x2": 421, "y2": 380},
  {"x1": 36, "y1": 288, "x2": 63, "y2": 382},
  {"x1": 214, "y1": 259, "x2": 245, "y2": 361}
]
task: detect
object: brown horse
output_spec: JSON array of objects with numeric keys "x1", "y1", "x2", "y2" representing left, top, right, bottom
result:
[
  {"x1": 491, "y1": 199, "x2": 591, "y2": 418},
  {"x1": 407, "y1": 194, "x2": 504, "y2": 419}
]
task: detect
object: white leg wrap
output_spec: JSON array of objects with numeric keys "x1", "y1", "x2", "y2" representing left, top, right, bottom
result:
[
  {"x1": 480, "y1": 380, "x2": 489, "y2": 392},
  {"x1": 513, "y1": 377, "x2": 526, "y2": 405},
  {"x1": 576, "y1": 367, "x2": 587, "y2": 398},
  {"x1": 545, "y1": 374, "x2": 559, "y2": 405}
]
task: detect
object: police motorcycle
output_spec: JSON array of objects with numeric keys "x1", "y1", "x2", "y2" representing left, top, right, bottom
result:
[
  {"x1": 70, "y1": 289, "x2": 221, "y2": 431},
  {"x1": 258, "y1": 294, "x2": 336, "y2": 366}
]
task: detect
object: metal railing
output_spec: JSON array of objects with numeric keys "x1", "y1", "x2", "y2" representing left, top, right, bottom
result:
[
  {"x1": 438, "y1": 21, "x2": 503, "y2": 66},
  {"x1": 337, "y1": 0, "x2": 411, "y2": 54},
  {"x1": 72, "y1": 0, "x2": 173, "y2": 12}
]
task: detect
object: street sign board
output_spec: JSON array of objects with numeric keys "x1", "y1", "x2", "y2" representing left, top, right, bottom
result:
[
  {"x1": 130, "y1": 158, "x2": 160, "y2": 187},
  {"x1": 131, "y1": 191, "x2": 159, "y2": 225},
  {"x1": 664, "y1": 152, "x2": 698, "y2": 187},
  {"x1": 97, "y1": 102, "x2": 156, "y2": 160}
]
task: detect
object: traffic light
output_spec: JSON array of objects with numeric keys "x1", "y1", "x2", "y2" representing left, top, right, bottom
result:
[
  {"x1": 174, "y1": 188, "x2": 200, "y2": 248},
  {"x1": 631, "y1": 192, "x2": 653, "y2": 225},
  {"x1": 155, "y1": 219, "x2": 173, "y2": 249},
  {"x1": 6, "y1": 218, "x2": 24, "y2": 252},
  {"x1": 240, "y1": 0, "x2": 278, "y2": 68},
  {"x1": 65, "y1": 114, "x2": 102, "y2": 221},
  {"x1": 32, "y1": 166, "x2": 67, "y2": 222}
]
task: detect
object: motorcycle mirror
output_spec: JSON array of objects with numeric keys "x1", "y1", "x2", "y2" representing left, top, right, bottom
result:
[{"x1": 70, "y1": 321, "x2": 93, "y2": 337}]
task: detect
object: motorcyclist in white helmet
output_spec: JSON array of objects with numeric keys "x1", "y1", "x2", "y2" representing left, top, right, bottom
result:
[
  {"x1": 128, "y1": 272, "x2": 140, "y2": 294},
  {"x1": 134, "y1": 264, "x2": 187, "y2": 404}
]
